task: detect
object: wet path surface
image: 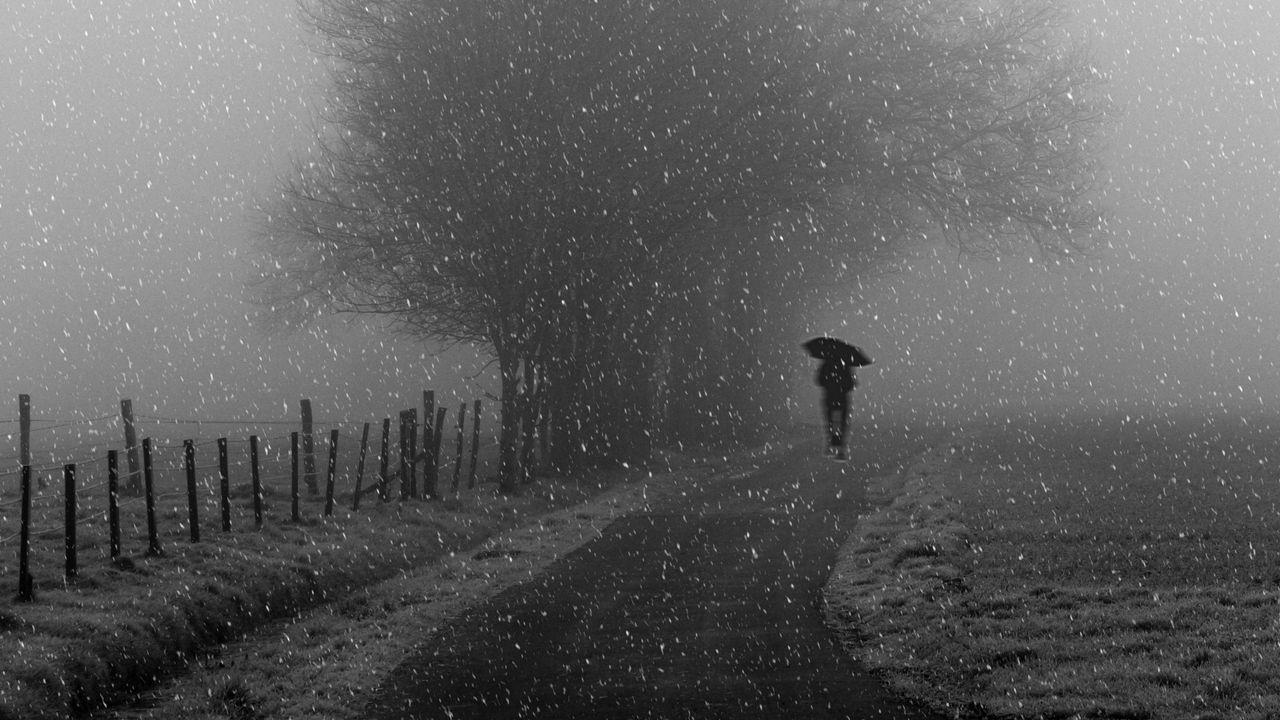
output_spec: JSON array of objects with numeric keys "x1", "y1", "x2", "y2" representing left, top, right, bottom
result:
[{"x1": 366, "y1": 440, "x2": 943, "y2": 719}]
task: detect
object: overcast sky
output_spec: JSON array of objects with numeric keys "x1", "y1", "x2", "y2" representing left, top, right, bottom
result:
[{"x1": 3, "y1": 1, "x2": 1279, "y2": 436}]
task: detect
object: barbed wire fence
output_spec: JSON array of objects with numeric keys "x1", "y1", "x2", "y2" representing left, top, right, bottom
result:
[{"x1": 2, "y1": 392, "x2": 504, "y2": 603}]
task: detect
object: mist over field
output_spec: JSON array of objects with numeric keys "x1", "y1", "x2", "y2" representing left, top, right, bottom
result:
[{"x1": 2, "y1": 0, "x2": 1278, "y2": 430}]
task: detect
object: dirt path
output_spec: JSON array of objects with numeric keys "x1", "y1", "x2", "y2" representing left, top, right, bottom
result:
[{"x1": 365, "y1": 440, "x2": 944, "y2": 719}]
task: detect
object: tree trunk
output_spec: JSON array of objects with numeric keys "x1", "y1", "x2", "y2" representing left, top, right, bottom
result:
[
  {"x1": 497, "y1": 350, "x2": 522, "y2": 493},
  {"x1": 519, "y1": 358, "x2": 540, "y2": 483}
]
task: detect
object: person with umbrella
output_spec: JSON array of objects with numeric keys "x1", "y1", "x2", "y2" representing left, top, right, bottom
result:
[{"x1": 804, "y1": 337, "x2": 873, "y2": 461}]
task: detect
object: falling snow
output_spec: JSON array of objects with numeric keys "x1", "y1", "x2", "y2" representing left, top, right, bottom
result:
[{"x1": 3, "y1": 0, "x2": 1280, "y2": 717}]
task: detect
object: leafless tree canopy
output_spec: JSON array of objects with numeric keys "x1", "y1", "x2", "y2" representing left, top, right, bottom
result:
[{"x1": 253, "y1": 0, "x2": 1106, "y2": 488}]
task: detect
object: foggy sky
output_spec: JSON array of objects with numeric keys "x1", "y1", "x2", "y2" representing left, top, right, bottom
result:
[
  {"x1": 820, "y1": 0, "x2": 1280, "y2": 425},
  {"x1": 1, "y1": 1, "x2": 489, "y2": 428},
  {"x1": 4, "y1": 1, "x2": 1280, "y2": 434}
]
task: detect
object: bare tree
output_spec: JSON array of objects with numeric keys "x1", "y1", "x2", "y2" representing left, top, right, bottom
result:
[
  {"x1": 253, "y1": 0, "x2": 1107, "y2": 486},
  {"x1": 661, "y1": 0, "x2": 1108, "y2": 445}
]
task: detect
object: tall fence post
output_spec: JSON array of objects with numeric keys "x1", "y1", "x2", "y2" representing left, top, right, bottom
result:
[
  {"x1": 184, "y1": 440, "x2": 200, "y2": 543},
  {"x1": 451, "y1": 402, "x2": 467, "y2": 492},
  {"x1": 19, "y1": 394, "x2": 31, "y2": 470},
  {"x1": 218, "y1": 438, "x2": 231, "y2": 532},
  {"x1": 433, "y1": 406, "x2": 447, "y2": 493},
  {"x1": 407, "y1": 409, "x2": 418, "y2": 499},
  {"x1": 64, "y1": 464, "x2": 77, "y2": 580},
  {"x1": 468, "y1": 399, "x2": 482, "y2": 489},
  {"x1": 378, "y1": 418, "x2": 390, "y2": 501},
  {"x1": 17, "y1": 464, "x2": 33, "y2": 602},
  {"x1": 324, "y1": 429, "x2": 339, "y2": 517},
  {"x1": 301, "y1": 399, "x2": 317, "y2": 495},
  {"x1": 352, "y1": 422, "x2": 370, "y2": 512},
  {"x1": 143, "y1": 438, "x2": 161, "y2": 556},
  {"x1": 290, "y1": 431, "x2": 301, "y2": 523},
  {"x1": 423, "y1": 391, "x2": 437, "y2": 498},
  {"x1": 250, "y1": 435, "x2": 263, "y2": 528},
  {"x1": 108, "y1": 450, "x2": 121, "y2": 560},
  {"x1": 121, "y1": 398, "x2": 141, "y2": 495},
  {"x1": 398, "y1": 411, "x2": 412, "y2": 501}
]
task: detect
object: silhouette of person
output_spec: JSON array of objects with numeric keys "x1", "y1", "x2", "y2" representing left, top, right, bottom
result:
[{"x1": 817, "y1": 356, "x2": 857, "y2": 460}]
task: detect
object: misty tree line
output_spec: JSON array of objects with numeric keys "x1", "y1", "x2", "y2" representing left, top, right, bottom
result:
[{"x1": 252, "y1": 0, "x2": 1106, "y2": 492}]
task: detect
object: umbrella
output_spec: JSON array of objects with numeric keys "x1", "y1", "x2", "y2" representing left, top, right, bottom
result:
[{"x1": 803, "y1": 336, "x2": 874, "y2": 366}]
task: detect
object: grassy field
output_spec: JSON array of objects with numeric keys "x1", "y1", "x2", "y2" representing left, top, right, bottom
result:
[{"x1": 826, "y1": 409, "x2": 1280, "y2": 720}]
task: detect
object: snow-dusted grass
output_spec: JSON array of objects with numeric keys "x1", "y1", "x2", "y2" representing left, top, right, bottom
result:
[
  {"x1": 825, "y1": 412, "x2": 1280, "y2": 719},
  {"x1": 0, "y1": 457, "x2": 725, "y2": 720}
]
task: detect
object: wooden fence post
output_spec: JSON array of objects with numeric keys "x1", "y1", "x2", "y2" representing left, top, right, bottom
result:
[
  {"x1": 324, "y1": 429, "x2": 339, "y2": 517},
  {"x1": 184, "y1": 440, "x2": 199, "y2": 543},
  {"x1": 290, "y1": 431, "x2": 301, "y2": 523},
  {"x1": 433, "y1": 406, "x2": 446, "y2": 493},
  {"x1": 468, "y1": 399, "x2": 482, "y2": 489},
  {"x1": 398, "y1": 410, "x2": 411, "y2": 501},
  {"x1": 423, "y1": 391, "x2": 436, "y2": 498},
  {"x1": 64, "y1": 464, "x2": 77, "y2": 580},
  {"x1": 143, "y1": 438, "x2": 161, "y2": 556},
  {"x1": 250, "y1": 435, "x2": 263, "y2": 529},
  {"x1": 18, "y1": 394, "x2": 31, "y2": 470},
  {"x1": 351, "y1": 422, "x2": 370, "y2": 512},
  {"x1": 301, "y1": 399, "x2": 317, "y2": 495},
  {"x1": 108, "y1": 450, "x2": 121, "y2": 560},
  {"x1": 217, "y1": 438, "x2": 231, "y2": 531},
  {"x1": 378, "y1": 418, "x2": 390, "y2": 501},
  {"x1": 121, "y1": 398, "x2": 141, "y2": 495},
  {"x1": 407, "y1": 410, "x2": 418, "y2": 498},
  {"x1": 451, "y1": 403, "x2": 467, "y2": 492},
  {"x1": 17, "y1": 464, "x2": 34, "y2": 602}
]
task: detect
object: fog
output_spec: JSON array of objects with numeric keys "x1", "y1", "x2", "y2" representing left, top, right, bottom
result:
[
  {"x1": 1, "y1": 1, "x2": 488, "y2": 427},
  {"x1": 4, "y1": 1, "x2": 1280, "y2": 432},
  {"x1": 820, "y1": 0, "x2": 1280, "y2": 425}
]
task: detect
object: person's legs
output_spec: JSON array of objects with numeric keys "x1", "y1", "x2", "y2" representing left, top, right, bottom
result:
[
  {"x1": 823, "y1": 389, "x2": 843, "y2": 450},
  {"x1": 834, "y1": 392, "x2": 851, "y2": 459}
]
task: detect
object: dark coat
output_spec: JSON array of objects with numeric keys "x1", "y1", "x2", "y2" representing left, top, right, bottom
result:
[{"x1": 817, "y1": 358, "x2": 857, "y2": 394}]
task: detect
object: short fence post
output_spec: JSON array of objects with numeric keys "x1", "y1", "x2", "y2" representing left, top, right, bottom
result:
[
  {"x1": 290, "y1": 431, "x2": 301, "y2": 523},
  {"x1": 64, "y1": 464, "x2": 77, "y2": 580},
  {"x1": 108, "y1": 450, "x2": 121, "y2": 560},
  {"x1": 121, "y1": 398, "x2": 141, "y2": 495},
  {"x1": 301, "y1": 399, "x2": 318, "y2": 495},
  {"x1": 352, "y1": 422, "x2": 370, "y2": 512},
  {"x1": 324, "y1": 429, "x2": 339, "y2": 517},
  {"x1": 468, "y1": 399, "x2": 482, "y2": 489},
  {"x1": 17, "y1": 464, "x2": 33, "y2": 602},
  {"x1": 451, "y1": 402, "x2": 467, "y2": 492},
  {"x1": 218, "y1": 438, "x2": 231, "y2": 532},
  {"x1": 184, "y1": 440, "x2": 200, "y2": 543},
  {"x1": 143, "y1": 438, "x2": 161, "y2": 556},
  {"x1": 423, "y1": 391, "x2": 436, "y2": 498},
  {"x1": 378, "y1": 418, "x2": 390, "y2": 501},
  {"x1": 250, "y1": 435, "x2": 263, "y2": 529}
]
